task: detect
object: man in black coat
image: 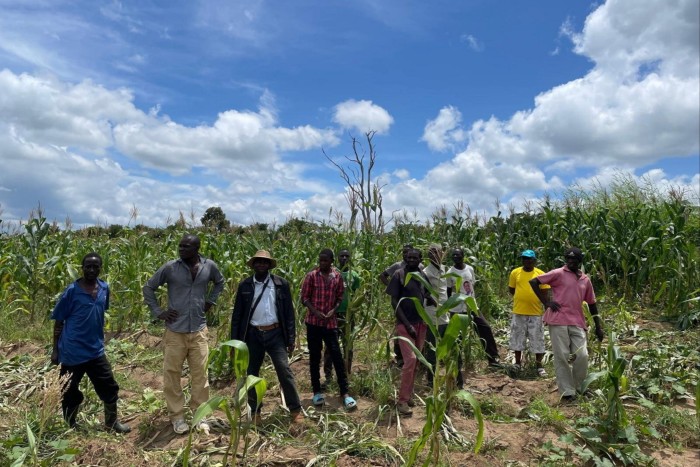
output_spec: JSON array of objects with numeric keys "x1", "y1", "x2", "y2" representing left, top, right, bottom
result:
[{"x1": 231, "y1": 250, "x2": 302, "y2": 423}]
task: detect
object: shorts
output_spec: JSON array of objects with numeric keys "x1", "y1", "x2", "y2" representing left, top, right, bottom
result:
[{"x1": 508, "y1": 314, "x2": 545, "y2": 354}]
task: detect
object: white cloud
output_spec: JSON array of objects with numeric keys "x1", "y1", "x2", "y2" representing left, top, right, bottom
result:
[
  {"x1": 460, "y1": 34, "x2": 483, "y2": 52},
  {"x1": 0, "y1": 69, "x2": 339, "y2": 226},
  {"x1": 421, "y1": 106, "x2": 467, "y2": 152},
  {"x1": 332, "y1": 99, "x2": 394, "y2": 135},
  {"x1": 422, "y1": 0, "x2": 699, "y2": 168}
]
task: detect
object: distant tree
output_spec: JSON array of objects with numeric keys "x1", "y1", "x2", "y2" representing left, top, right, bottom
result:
[
  {"x1": 201, "y1": 206, "x2": 230, "y2": 232},
  {"x1": 323, "y1": 131, "x2": 388, "y2": 234}
]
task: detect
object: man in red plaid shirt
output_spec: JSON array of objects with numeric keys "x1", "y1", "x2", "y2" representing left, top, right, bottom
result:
[{"x1": 301, "y1": 248, "x2": 357, "y2": 410}]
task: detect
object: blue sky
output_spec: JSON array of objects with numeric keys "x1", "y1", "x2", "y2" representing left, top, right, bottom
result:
[{"x1": 0, "y1": 0, "x2": 698, "y2": 228}]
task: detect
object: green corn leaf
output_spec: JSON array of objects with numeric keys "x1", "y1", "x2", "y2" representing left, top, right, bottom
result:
[
  {"x1": 192, "y1": 395, "x2": 227, "y2": 425},
  {"x1": 454, "y1": 390, "x2": 484, "y2": 453}
]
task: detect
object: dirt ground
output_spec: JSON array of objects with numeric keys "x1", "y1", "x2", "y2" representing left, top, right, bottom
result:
[{"x1": 1, "y1": 335, "x2": 698, "y2": 466}]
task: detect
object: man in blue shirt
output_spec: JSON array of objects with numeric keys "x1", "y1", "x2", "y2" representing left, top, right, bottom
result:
[{"x1": 51, "y1": 252, "x2": 130, "y2": 433}]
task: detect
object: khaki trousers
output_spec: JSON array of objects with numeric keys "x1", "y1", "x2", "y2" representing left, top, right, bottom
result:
[
  {"x1": 548, "y1": 325, "x2": 588, "y2": 397},
  {"x1": 163, "y1": 328, "x2": 209, "y2": 421}
]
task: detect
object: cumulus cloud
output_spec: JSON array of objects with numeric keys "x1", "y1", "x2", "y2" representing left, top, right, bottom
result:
[
  {"x1": 421, "y1": 106, "x2": 467, "y2": 152},
  {"x1": 0, "y1": 69, "x2": 339, "y2": 226},
  {"x1": 332, "y1": 99, "x2": 394, "y2": 134},
  {"x1": 403, "y1": 0, "x2": 698, "y2": 222},
  {"x1": 419, "y1": 0, "x2": 698, "y2": 180}
]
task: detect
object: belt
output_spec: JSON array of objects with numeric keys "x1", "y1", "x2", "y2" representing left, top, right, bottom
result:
[{"x1": 255, "y1": 323, "x2": 279, "y2": 331}]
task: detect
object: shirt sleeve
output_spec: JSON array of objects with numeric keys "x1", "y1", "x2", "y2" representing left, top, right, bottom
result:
[
  {"x1": 508, "y1": 269, "x2": 517, "y2": 288},
  {"x1": 535, "y1": 269, "x2": 557, "y2": 286},
  {"x1": 583, "y1": 277, "x2": 596, "y2": 304},
  {"x1": 300, "y1": 272, "x2": 313, "y2": 304},
  {"x1": 206, "y1": 262, "x2": 225, "y2": 304},
  {"x1": 51, "y1": 286, "x2": 72, "y2": 321},
  {"x1": 143, "y1": 264, "x2": 168, "y2": 318},
  {"x1": 385, "y1": 272, "x2": 401, "y2": 299}
]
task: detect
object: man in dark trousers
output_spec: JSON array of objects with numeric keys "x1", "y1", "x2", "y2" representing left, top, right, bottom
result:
[
  {"x1": 446, "y1": 248, "x2": 501, "y2": 369},
  {"x1": 51, "y1": 252, "x2": 130, "y2": 433},
  {"x1": 230, "y1": 250, "x2": 303, "y2": 424}
]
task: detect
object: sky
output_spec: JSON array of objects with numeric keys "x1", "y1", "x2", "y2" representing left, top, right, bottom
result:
[{"x1": 0, "y1": 0, "x2": 698, "y2": 229}]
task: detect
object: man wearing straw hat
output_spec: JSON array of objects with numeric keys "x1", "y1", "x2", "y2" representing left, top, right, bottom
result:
[{"x1": 231, "y1": 250, "x2": 303, "y2": 424}]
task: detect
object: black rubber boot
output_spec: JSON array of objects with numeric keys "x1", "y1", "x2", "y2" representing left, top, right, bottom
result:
[
  {"x1": 104, "y1": 402, "x2": 131, "y2": 433},
  {"x1": 63, "y1": 404, "x2": 80, "y2": 428}
]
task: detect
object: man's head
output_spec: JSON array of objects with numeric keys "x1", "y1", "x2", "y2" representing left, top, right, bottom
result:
[
  {"x1": 179, "y1": 234, "x2": 200, "y2": 261},
  {"x1": 428, "y1": 244, "x2": 443, "y2": 267},
  {"x1": 247, "y1": 250, "x2": 277, "y2": 277},
  {"x1": 452, "y1": 248, "x2": 465, "y2": 266},
  {"x1": 82, "y1": 252, "x2": 102, "y2": 281},
  {"x1": 564, "y1": 247, "x2": 584, "y2": 271},
  {"x1": 338, "y1": 249, "x2": 351, "y2": 270},
  {"x1": 402, "y1": 243, "x2": 414, "y2": 262},
  {"x1": 405, "y1": 248, "x2": 421, "y2": 271},
  {"x1": 520, "y1": 249, "x2": 536, "y2": 271},
  {"x1": 319, "y1": 248, "x2": 335, "y2": 272}
]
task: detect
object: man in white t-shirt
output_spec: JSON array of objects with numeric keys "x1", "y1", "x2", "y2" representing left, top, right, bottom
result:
[
  {"x1": 422, "y1": 244, "x2": 450, "y2": 386},
  {"x1": 446, "y1": 248, "x2": 501, "y2": 371}
]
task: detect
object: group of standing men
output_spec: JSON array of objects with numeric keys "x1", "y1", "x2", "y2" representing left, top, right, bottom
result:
[
  {"x1": 380, "y1": 243, "x2": 603, "y2": 415},
  {"x1": 50, "y1": 233, "x2": 602, "y2": 433}
]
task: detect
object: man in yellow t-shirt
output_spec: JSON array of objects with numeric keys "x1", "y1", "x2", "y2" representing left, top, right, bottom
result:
[{"x1": 508, "y1": 250, "x2": 550, "y2": 377}]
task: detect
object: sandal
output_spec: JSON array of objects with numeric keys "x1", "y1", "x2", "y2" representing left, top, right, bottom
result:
[
  {"x1": 312, "y1": 393, "x2": 325, "y2": 406},
  {"x1": 343, "y1": 396, "x2": 357, "y2": 411}
]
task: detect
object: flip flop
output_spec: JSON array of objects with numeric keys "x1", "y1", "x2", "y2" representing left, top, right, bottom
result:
[
  {"x1": 312, "y1": 393, "x2": 325, "y2": 406},
  {"x1": 343, "y1": 396, "x2": 357, "y2": 411}
]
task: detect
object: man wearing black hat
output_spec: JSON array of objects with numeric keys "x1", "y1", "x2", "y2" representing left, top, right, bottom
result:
[
  {"x1": 231, "y1": 250, "x2": 303, "y2": 424},
  {"x1": 529, "y1": 247, "x2": 604, "y2": 401}
]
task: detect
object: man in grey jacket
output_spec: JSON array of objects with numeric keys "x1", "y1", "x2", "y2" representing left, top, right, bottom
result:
[{"x1": 143, "y1": 234, "x2": 225, "y2": 434}]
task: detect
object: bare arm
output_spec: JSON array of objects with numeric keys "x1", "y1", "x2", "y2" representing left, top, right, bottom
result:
[
  {"x1": 51, "y1": 320, "x2": 64, "y2": 365},
  {"x1": 529, "y1": 278, "x2": 559, "y2": 311}
]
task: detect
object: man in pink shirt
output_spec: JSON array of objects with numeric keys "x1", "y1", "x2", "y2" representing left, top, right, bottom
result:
[{"x1": 529, "y1": 247, "x2": 604, "y2": 401}]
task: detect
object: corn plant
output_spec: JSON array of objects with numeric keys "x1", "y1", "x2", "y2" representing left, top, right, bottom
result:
[
  {"x1": 183, "y1": 339, "x2": 266, "y2": 467},
  {"x1": 395, "y1": 271, "x2": 484, "y2": 467},
  {"x1": 574, "y1": 332, "x2": 652, "y2": 465}
]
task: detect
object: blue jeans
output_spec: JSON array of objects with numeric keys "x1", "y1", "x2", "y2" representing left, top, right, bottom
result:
[
  {"x1": 246, "y1": 327, "x2": 301, "y2": 413},
  {"x1": 307, "y1": 324, "x2": 349, "y2": 395}
]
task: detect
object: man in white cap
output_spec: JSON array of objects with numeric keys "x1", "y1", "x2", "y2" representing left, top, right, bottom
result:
[
  {"x1": 231, "y1": 250, "x2": 303, "y2": 424},
  {"x1": 508, "y1": 249, "x2": 549, "y2": 376},
  {"x1": 530, "y1": 247, "x2": 604, "y2": 401}
]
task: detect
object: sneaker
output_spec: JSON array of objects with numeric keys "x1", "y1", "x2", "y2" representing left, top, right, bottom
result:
[
  {"x1": 172, "y1": 418, "x2": 188, "y2": 434},
  {"x1": 537, "y1": 367, "x2": 547, "y2": 377},
  {"x1": 196, "y1": 420, "x2": 210, "y2": 434},
  {"x1": 396, "y1": 402, "x2": 413, "y2": 417}
]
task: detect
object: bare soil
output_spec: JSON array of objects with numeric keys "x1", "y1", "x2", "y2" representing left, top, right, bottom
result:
[{"x1": 1, "y1": 334, "x2": 697, "y2": 466}]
